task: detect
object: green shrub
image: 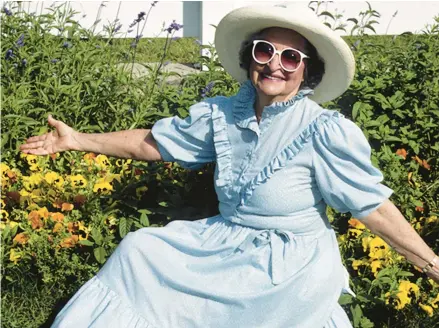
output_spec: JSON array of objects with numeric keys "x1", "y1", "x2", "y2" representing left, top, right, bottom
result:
[{"x1": 1, "y1": 2, "x2": 438, "y2": 327}]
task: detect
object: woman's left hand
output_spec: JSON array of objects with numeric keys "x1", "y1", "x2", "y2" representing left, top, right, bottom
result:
[{"x1": 362, "y1": 199, "x2": 439, "y2": 283}]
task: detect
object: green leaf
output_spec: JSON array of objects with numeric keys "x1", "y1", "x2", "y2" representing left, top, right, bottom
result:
[
  {"x1": 119, "y1": 217, "x2": 129, "y2": 238},
  {"x1": 94, "y1": 247, "x2": 107, "y2": 264},
  {"x1": 78, "y1": 239, "x2": 94, "y2": 246}
]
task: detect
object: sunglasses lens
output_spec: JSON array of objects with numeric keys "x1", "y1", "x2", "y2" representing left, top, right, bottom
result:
[
  {"x1": 281, "y1": 49, "x2": 302, "y2": 71},
  {"x1": 253, "y1": 42, "x2": 274, "y2": 63}
]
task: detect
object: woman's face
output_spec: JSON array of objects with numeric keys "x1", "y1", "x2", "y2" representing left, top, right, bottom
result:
[{"x1": 250, "y1": 27, "x2": 307, "y2": 105}]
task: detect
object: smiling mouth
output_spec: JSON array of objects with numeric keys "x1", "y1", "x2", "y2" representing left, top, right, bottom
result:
[{"x1": 261, "y1": 74, "x2": 284, "y2": 81}]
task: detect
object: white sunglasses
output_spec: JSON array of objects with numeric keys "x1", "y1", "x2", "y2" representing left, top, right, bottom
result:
[{"x1": 252, "y1": 40, "x2": 309, "y2": 72}]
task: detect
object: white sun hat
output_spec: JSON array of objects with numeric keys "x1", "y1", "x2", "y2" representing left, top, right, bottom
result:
[{"x1": 214, "y1": 3, "x2": 355, "y2": 104}]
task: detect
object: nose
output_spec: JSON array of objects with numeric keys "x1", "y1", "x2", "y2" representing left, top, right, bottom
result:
[{"x1": 267, "y1": 53, "x2": 282, "y2": 71}]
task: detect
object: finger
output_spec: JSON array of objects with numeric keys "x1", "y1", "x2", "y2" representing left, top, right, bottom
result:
[
  {"x1": 26, "y1": 134, "x2": 48, "y2": 143},
  {"x1": 48, "y1": 114, "x2": 62, "y2": 129},
  {"x1": 20, "y1": 140, "x2": 46, "y2": 150},
  {"x1": 21, "y1": 147, "x2": 51, "y2": 155}
]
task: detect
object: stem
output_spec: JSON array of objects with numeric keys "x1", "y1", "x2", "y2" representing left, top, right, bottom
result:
[{"x1": 149, "y1": 32, "x2": 172, "y2": 97}]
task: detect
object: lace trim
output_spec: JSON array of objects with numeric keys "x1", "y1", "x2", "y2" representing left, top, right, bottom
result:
[
  {"x1": 232, "y1": 80, "x2": 314, "y2": 129},
  {"x1": 238, "y1": 111, "x2": 344, "y2": 206}
]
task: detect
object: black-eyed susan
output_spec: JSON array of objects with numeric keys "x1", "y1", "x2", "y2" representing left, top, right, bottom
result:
[{"x1": 21, "y1": 153, "x2": 40, "y2": 171}]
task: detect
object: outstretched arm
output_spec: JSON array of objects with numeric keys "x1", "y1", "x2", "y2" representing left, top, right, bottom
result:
[
  {"x1": 362, "y1": 199, "x2": 439, "y2": 282},
  {"x1": 20, "y1": 115, "x2": 163, "y2": 161}
]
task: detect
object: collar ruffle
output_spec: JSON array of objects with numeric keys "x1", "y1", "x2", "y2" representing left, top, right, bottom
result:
[{"x1": 232, "y1": 80, "x2": 314, "y2": 130}]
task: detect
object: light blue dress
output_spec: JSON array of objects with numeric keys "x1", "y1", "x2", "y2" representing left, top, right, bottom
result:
[{"x1": 52, "y1": 80, "x2": 392, "y2": 328}]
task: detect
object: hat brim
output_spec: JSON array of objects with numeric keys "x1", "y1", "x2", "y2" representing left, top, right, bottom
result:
[{"x1": 214, "y1": 5, "x2": 355, "y2": 104}]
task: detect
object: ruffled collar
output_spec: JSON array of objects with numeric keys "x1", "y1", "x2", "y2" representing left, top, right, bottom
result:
[{"x1": 232, "y1": 80, "x2": 314, "y2": 131}]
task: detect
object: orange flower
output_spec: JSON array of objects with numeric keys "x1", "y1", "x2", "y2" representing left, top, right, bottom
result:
[
  {"x1": 60, "y1": 235, "x2": 79, "y2": 248},
  {"x1": 348, "y1": 218, "x2": 366, "y2": 230},
  {"x1": 28, "y1": 211, "x2": 44, "y2": 229},
  {"x1": 50, "y1": 212, "x2": 65, "y2": 222},
  {"x1": 13, "y1": 232, "x2": 29, "y2": 245},
  {"x1": 422, "y1": 160, "x2": 431, "y2": 170},
  {"x1": 415, "y1": 206, "x2": 424, "y2": 212},
  {"x1": 412, "y1": 156, "x2": 423, "y2": 165},
  {"x1": 61, "y1": 203, "x2": 74, "y2": 212},
  {"x1": 396, "y1": 148, "x2": 407, "y2": 159}
]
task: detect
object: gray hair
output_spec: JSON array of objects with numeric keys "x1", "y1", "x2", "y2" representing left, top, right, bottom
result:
[{"x1": 238, "y1": 29, "x2": 325, "y2": 90}]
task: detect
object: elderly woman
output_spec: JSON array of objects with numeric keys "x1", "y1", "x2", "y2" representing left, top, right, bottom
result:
[{"x1": 21, "y1": 4, "x2": 438, "y2": 328}]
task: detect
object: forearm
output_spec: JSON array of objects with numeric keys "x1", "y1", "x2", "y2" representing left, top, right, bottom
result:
[
  {"x1": 362, "y1": 200, "x2": 439, "y2": 279},
  {"x1": 72, "y1": 129, "x2": 162, "y2": 161}
]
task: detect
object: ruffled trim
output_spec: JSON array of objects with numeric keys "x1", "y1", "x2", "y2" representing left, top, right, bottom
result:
[
  {"x1": 52, "y1": 276, "x2": 154, "y2": 328},
  {"x1": 211, "y1": 104, "x2": 233, "y2": 197},
  {"x1": 232, "y1": 80, "x2": 314, "y2": 130},
  {"x1": 238, "y1": 110, "x2": 344, "y2": 206}
]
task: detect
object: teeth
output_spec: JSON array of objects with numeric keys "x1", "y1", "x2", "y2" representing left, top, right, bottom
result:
[{"x1": 263, "y1": 74, "x2": 282, "y2": 80}]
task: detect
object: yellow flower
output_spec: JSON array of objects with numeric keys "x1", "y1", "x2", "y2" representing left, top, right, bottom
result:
[
  {"x1": 352, "y1": 259, "x2": 367, "y2": 270},
  {"x1": 93, "y1": 179, "x2": 113, "y2": 194},
  {"x1": 95, "y1": 155, "x2": 111, "y2": 170},
  {"x1": 347, "y1": 228, "x2": 363, "y2": 239},
  {"x1": 426, "y1": 216, "x2": 437, "y2": 224},
  {"x1": 22, "y1": 173, "x2": 43, "y2": 191},
  {"x1": 370, "y1": 260, "x2": 383, "y2": 276},
  {"x1": 68, "y1": 174, "x2": 88, "y2": 188},
  {"x1": 9, "y1": 249, "x2": 21, "y2": 264},
  {"x1": 1, "y1": 209, "x2": 9, "y2": 221},
  {"x1": 44, "y1": 171, "x2": 65, "y2": 188},
  {"x1": 362, "y1": 236, "x2": 373, "y2": 252},
  {"x1": 431, "y1": 293, "x2": 439, "y2": 309},
  {"x1": 22, "y1": 154, "x2": 40, "y2": 171},
  {"x1": 419, "y1": 303, "x2": 434, "y2": 317},
  {"x1": 368, "y1": 236, "x2": 390, "y2": 259}
]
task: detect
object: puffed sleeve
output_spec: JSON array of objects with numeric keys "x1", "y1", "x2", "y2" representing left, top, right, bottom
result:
[
  {"x1": 151, "y1": 100, "x2": 215, "y2": 169},
  {"x1": 312, "y1": 116, "x2": 393, "y2": 218}
]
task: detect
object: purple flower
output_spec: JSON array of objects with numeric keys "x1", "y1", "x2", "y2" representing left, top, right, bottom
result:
[
  {"x1": 95, "y1": 45, "x2": 101, "y2": 49},
  {"x1": 164, "y1": 61, "x2": 170, "y2": 66},
  {"x1": 172, "y1": 36, "x2": 181, "y2": 41},
  {"x1": 151, "y1": 1, "x2": 158, "y2": 7},
  {"x1": 130, "y1": 41, "x2": 137, "y2": 48},
  {"x1": 195, "y1": 39, "x2": 202, "y2": 46},
  {"x1": 5, "y1": 49, "x2": 13, "y2": 60},
  {"x1": 16, "y1": 34, "x2": 25, "y2": 48},
  {"x1": 2, "y1": 7, "x2": 12, "y2": 16},
  {"x1": 200, "y1": 81, "x2": 215, "y2": 98},
  {"x1": 51, "y1": 59, "x2": 59, "y2": 64},
  {"x1": 165, "y1": 20, "x2": 183, "y2": 34},
  {"x1": 22, "y1": 58, "x2": 27, "y2": 66},
  {"x1": 129, "y1": 11, "x2": 146, "y2": 28},
  {"x1": 114, "y1": 24, "x2": 122, "y2": 33},
  {"x1": 62, "y1": 41, "x2": 71, "y2": 48},
  {"x1": 128, "y1": 29, "x2": 133, "y2": 33}
]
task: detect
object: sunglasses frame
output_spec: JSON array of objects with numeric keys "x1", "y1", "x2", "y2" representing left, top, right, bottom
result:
[{"x1": 252, "y1": 40, "x2": 309, "y2": 72}]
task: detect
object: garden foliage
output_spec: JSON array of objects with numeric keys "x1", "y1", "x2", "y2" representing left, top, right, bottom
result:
[{"x1": 1, "y1": 2, "x2": 438, "y2": 327}]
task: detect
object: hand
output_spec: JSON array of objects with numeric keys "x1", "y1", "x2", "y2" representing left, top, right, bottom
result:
[
  {"x1": 20, "y1": 115, "x2": 79, "y2": 155},
  {"x1": 425, "y1": 256, "x2": 439, "y2": 284}
]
